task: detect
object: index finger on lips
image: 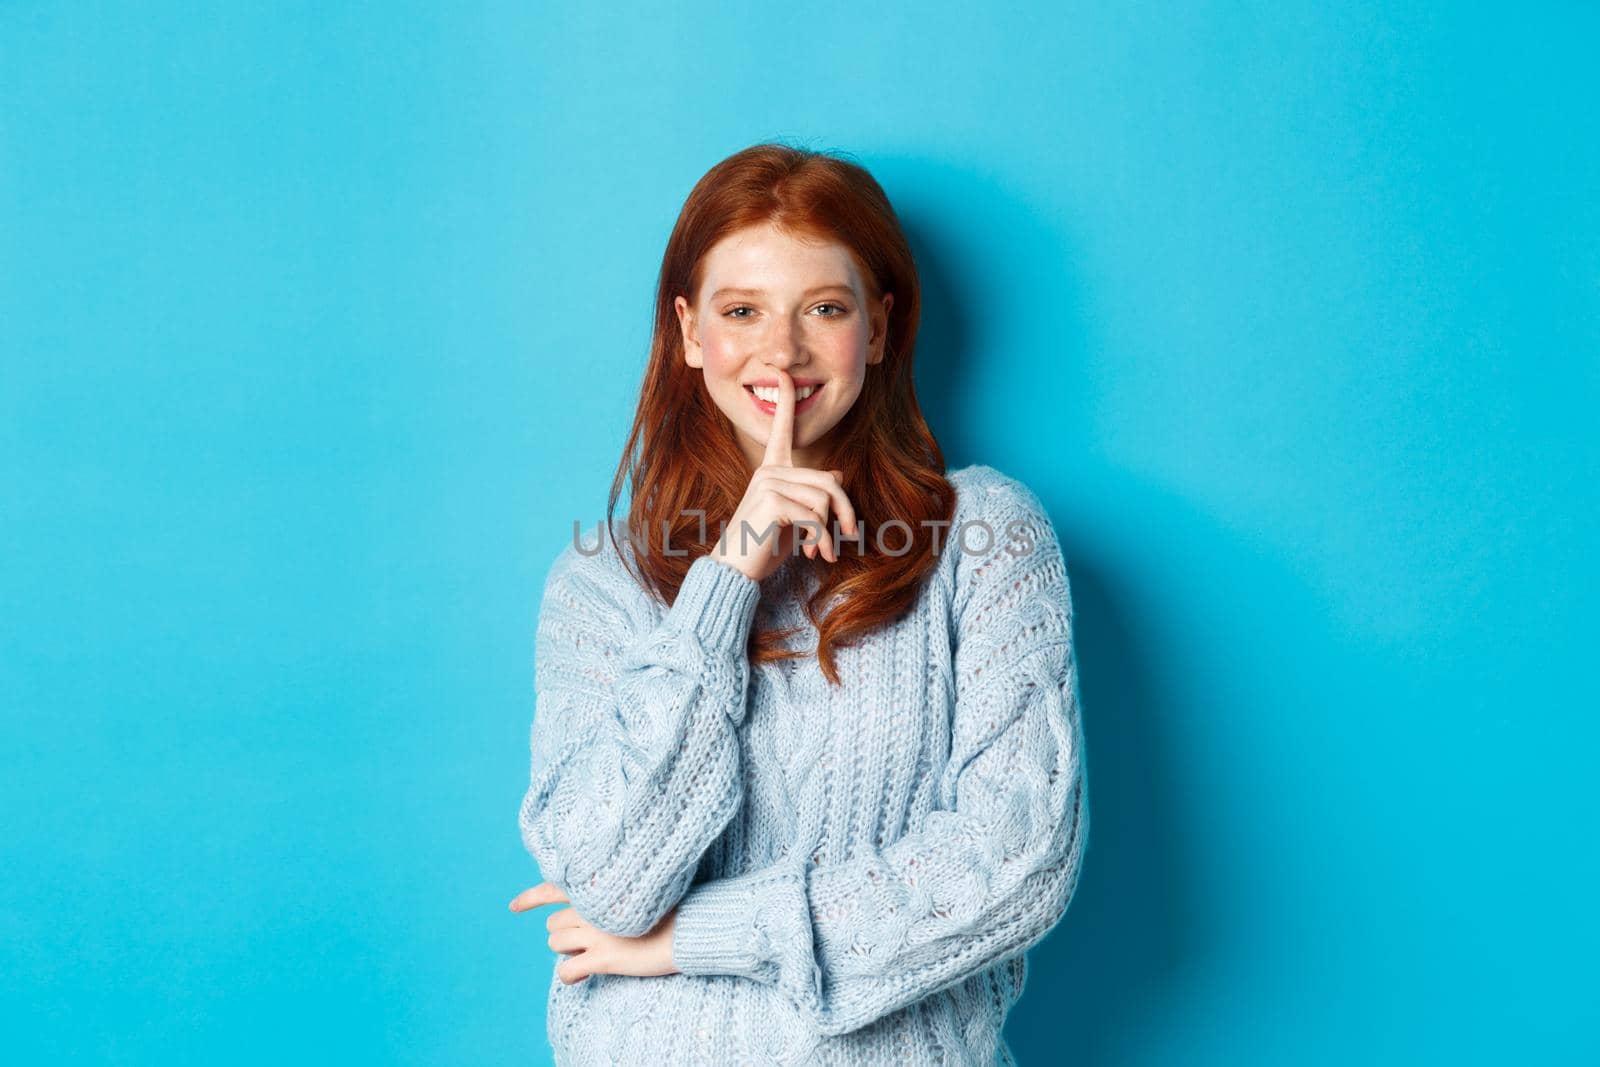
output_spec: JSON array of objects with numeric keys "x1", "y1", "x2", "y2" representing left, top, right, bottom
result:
[{"x1": 760, "y1": 368, "x2": 795, "y2": 468}]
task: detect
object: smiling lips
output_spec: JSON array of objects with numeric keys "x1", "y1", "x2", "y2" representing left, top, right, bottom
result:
[{"x1": 745, "y1": 382, "x2": 824, "y2": 415}]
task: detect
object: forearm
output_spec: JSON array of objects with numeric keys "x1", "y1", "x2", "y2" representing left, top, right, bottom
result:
[
  {"x1": 671, "y1": 666, "x2": 1088, "y2": 1036},
  {"x1": 521, "y1": 552, "x2": 762, "y2": 936}
]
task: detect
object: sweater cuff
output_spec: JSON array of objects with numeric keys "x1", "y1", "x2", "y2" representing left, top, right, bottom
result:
[
  {"x1": 666, "y1": 553, "x2": 761, "y2": 654},
  {"x1": 671, "y1": 869, "x2": 773, "y2": 980}
]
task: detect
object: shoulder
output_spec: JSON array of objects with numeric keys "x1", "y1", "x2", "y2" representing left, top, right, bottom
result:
[
  {"x1": 539, "y1": 524, "x2": 659, "y2": 634},
  {"x1": 945, "y1": 463, "x2": 1058, "y2": 549},
  {"x1": 942, "y1": 463, "x2": 1068, "y2": 617},
  {"x1": 948, "y1": 462, "x2": 1045, "y2": 511}
]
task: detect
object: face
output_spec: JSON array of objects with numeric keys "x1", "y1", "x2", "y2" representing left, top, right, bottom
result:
[{"x1": 675, "y1": 221, "x2": 893, "y2": 472}]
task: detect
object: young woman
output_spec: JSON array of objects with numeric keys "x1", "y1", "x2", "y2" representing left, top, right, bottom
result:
[{"x1": 509, "y1": 143, "x2": 1089, "y2": 1065}]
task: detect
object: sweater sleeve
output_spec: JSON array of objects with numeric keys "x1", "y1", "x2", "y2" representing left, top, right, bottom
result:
[
  {"x1": 668, "y1": 475, "x2": 1089, "y2": 1038},
  {"x1": 518, "y1": 547, "x2": 763, "y2": 938}
]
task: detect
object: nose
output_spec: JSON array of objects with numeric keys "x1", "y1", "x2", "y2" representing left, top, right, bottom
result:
[{"x1": 765, "y1": 312, "x2": 805, "y2": 369}]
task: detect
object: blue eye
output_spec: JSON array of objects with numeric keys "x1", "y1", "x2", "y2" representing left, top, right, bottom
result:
[{"x1": 722, "y1": 303, "x2": 848, "y2": 319}]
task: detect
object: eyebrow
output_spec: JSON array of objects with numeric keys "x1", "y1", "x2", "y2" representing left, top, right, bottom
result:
[{"x1": 709, "y1": 284, "x2": 855, "y2": 301}]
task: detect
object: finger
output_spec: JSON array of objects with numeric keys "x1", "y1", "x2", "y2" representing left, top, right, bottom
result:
[
  {"x1": 508, "y1": 882, "x2": 566, "y2": 912},
  {"x1": 545, "y1": 907, "x2": 585, "y2": 931},
  {"x1": 755, "y1": 476, "x2": 832, "y2": 525},
  {"x1": 549, "y1": 929, "x2": 589, "y2": 953},
  {"x1": 764, "y1": 467, "x2": 858, "y2": 537},
  {"x1": 558, "y1": 954, "x2": 593, "y2": 985},
  {"x1": 829, "y1": 470, "x2": 859, "y2": 537},
  {"x1": 763, "y1": 494, "x2": 835, "y2": 563},
  {"x1": 759, "y1": 368, "x2": 795, "y2": 468},
  {"x1": 795, "y1": 519, "x2": 824, "y2": 562}
]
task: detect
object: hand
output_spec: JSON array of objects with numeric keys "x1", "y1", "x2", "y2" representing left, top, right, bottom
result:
[
  {"x1": 508, "y1": 882, "x2": 680, "y2": 985},
  {"x1": 711, "y1": 367, "x2": 859, "y2": 583}
]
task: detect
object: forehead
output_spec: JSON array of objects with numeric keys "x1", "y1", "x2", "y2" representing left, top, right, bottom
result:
[{"x1": 700, "y1": 222, "x2": 863, "y2": 290}]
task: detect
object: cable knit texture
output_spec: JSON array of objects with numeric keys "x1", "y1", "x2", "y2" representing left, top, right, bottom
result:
[{"x1": 519, "y1": 464, "x2": 1090, "y2": 1065}]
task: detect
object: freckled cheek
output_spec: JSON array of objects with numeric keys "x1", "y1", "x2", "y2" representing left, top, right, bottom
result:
[
  {"x1": 819, "y1": 331, "x2": 870, "y2": 378},
  {"x1": 699, "y1": 334, "x2": 744, "y2": 385}
]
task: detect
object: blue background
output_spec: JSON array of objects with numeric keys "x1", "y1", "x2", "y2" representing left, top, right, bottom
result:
[{"x1": 4, "y1": 2, "x2": 1596, "y2": 1063}]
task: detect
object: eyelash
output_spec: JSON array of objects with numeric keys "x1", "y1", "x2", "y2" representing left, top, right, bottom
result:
[{"x1": 723, "y1": 303, "x2": 849, "y2": 320}]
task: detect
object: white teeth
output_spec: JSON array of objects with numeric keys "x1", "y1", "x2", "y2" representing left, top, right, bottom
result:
[{"x1": 751, "y1": 384, "x2": 817, "y2": 402}]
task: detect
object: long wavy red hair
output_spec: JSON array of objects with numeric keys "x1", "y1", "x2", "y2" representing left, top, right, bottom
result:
[{"x1": 606, "y1": 142, "x2": 955, "y2": 686}]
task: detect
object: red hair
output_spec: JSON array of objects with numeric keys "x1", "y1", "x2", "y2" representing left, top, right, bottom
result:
[{"x1": 606, "y1": 142, "x2": 955, "y2": 686}]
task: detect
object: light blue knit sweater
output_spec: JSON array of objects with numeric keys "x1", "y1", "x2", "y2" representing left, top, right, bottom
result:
[{"x1": 519, "y1": 463, "x2": 1089, "y2": 1065}]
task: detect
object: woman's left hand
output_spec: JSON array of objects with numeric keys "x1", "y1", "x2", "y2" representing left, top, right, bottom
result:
[{"x1": 508, "y1": 882, "x2": 681, "y2": 985}]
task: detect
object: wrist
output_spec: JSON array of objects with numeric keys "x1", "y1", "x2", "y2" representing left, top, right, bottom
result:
[{"x1": 708, "y1": 542, "x2": 760, "y2": 583}]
